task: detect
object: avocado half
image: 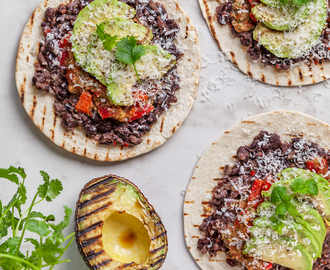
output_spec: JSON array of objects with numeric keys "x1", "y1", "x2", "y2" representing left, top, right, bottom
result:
[{"x1": 75, "y1": 175, "x2": 168, "y2": 270}]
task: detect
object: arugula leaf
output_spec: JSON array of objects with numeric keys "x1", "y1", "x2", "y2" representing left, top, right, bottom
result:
[
  {"x1": 96, "y1": 23, "x2": 118, "y2": 51},
  {"x1": 116, "y1": 36, "x2": 146, "y2": 83}
]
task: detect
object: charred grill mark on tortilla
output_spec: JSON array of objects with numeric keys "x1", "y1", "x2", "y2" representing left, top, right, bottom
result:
[
  {"x1": 299, "y1": 70, "x2": 304, "y2": 81},
  {"x1": 31, "y1": 95, "x2": 37, "y2": 120}
]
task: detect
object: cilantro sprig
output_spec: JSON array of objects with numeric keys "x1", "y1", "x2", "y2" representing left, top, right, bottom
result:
[
  {"x1": 269, "y1": 178, "x2": 318, "y2": 233},
  {"x1": 0, "y1": 166, "x2": 74, "y2": 270},
  {"x1": 96, "y1": 25, "x2": 146, "y2": 84}
]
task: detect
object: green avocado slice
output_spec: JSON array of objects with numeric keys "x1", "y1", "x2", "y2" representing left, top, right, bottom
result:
[
  {"x1": 86, "y1": 18, "x2": 153, "y2": 85},
  {"x1": 72, "y1": 0, "x2": 135, "y2": 68},
  {"x1": 106, "y1": 45, "x2": 176, "y2": 106},
  {"x1": 244, "y1": 236, "x2": 313, "y2": 270},
  {"x1": 251, "y1": 216, "x2": 321, "y2": 258},
  {"x1": 253, "y1": 0, "x2": 326, "y2": 59},
  {"x1": 251, "y1": 0, "x2": 316, "y2": 31}
]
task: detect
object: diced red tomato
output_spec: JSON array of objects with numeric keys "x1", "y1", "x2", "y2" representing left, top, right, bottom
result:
[
  {"x1": 306, "y1": 158, "x2": 328, "y2": 175},
  {"x1": 250, "y1": 171, "x2": 256, "y2": 176},
  {"x1": 248, "y1": 0, "x2": 260, "y2": 7},
  {"x1": 265, "y1": 263, "x2": 273, "y2": 270},
  {"x1": 97, "y1": 105, "x2": 115, "y2": 119},
  {"x1": 249, "y1": 13, "x2": 259, "y2": 24},
  {"x1": 249, "y1": 179, "x2": 264, "y2": 201},
  {"x1": 59, "y1": 51, "x2": 69, "y2": 67},
  {"x1": 124, "y1": 142, "x2": 129, "y2": 147},
  {"x1": 59, "y1": 34, "x2": 72, "y2": 49},
  {"x1": 261, "y1": 181, "x2": 272, "y2": 192},
  {"x1": 76, "y1": 91, "x2": 94, "y2": 116},
  {"x1": 127, "y1": 104, "x2": 154, "y2": 122}
]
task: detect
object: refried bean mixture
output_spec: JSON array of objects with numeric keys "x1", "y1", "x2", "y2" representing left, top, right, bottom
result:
[
  {"x1": 32, "y1": 0, "x2": 183, "y2": 147},
  {"x1": 198, "y1": 131, "x2": 330, "y2": 270},
  {"x1": 216, "y1": 0, "x2": 330, "y2": 70}
]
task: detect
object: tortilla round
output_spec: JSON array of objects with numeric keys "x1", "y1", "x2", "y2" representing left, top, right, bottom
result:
[
  {"x1": 183, "y1": 111, "x2": 330, "y2": 269},
  {"x1": 199, "y1": 0, "x2": 330, "y2": 86},
  {"x1": 15, "y1": 0, "x2": 201, "y2": 161}
]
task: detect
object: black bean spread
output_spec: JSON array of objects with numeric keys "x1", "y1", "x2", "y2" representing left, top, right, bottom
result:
[
  {"x1": 32, "y1": 0, "x2": 182, "y2": 146},
  {"x1": 216, "y1": 0, "x2": 330, "y2": 70},
  {"x1": 198, "y1": 131, "x2": 330, "y2": 270}
]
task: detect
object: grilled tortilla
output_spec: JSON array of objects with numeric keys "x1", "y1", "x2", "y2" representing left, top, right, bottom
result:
[{"x1": 15, "y1": 0, "x2": 201, "y2": 161}]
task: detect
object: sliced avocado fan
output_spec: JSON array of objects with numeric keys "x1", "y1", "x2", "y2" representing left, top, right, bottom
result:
[
  {"x1": 72, "y1": 0, "x2": 136, "y2": 68},
  {"x1": 252, "y1": 0, "x2": 316, "y2": 31},
  {"x1": 253, "y1": 0, "x2": 326, "y2": 59}
]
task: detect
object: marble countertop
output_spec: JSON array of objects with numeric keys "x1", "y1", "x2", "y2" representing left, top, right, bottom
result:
[{"x1": 1, "y1": 0, "x2": 330, "y2": 269}]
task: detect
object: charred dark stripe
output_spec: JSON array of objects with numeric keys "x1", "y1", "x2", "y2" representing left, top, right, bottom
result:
[
  {"x1": 150, "y1": 244, "x2": 166, "y2": 254},
  {"x1": 151, "y1": 231, "x2": 167, "y2": 240},
  {"x1": 155, "y1": 220, "x2": 163, "y2": 226},
  {"x1": 92, "y1": 259, "x2": 112, "y2": 269},
  {"x1": 85, "y1": 250, "x2": 104, "y2": 261},
  {"x1": 114, "y1": 262, "x2": 135, "y2": 269},
  {"x1": 151, "y1": 256, "x2": 166, "y2": 267},
  {"x1": 77, "y1": 221, "x2": 103, "y2": 237},
  {"x1": 79, "y1": 187, "x2": 116, "y2": 209},
  {"x1": 81, "y1": 235, "x2": 101, "y2": 248},
  {"x1": 77, "y1": 204, "x2": 109, "y2": 223},
  {"x1": 84, "y1": 176, "x2": 115, "y2": 192}
]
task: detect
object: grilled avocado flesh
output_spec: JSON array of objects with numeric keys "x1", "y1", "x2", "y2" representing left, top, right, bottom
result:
[
  {"x1": 253, "y1": 0, "x2": 326, "y2": 59},
  {"x1": 75, "y1": 175, "x2": 167, "y2": 270}
]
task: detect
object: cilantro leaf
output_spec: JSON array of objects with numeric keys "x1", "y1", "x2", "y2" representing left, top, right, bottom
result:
[
  {"x1": 291, "y1": 178, "x2": 305, "y2": 192},
  {"x1": 271, "y1": 186, "x2": 290, "y2": 204},
  {"x1": 305, "y1": 179, "x2": 318, "y2": 196},
  {"x1": 26, "y1": 219, "x2": 51, "y2": 237},
  {"x1": 37, "y1": 171, "x2": 63, "y2": 201},
  {"x1": 96, "y1": 23, "x2": 118, "y2": 51},
  {"x1": 116, "y1": 36, "x2": 146, "y2": 83},
  {"x1": 275, "y1": 203, "x2": 288, "y2": 215}
]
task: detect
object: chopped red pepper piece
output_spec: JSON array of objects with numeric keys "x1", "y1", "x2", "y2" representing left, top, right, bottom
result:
[
  {"x1": 76, "y1": 91, "x2": 94, "y2": 116},
  {"x1": 249, "y1": 179, "x2": 264, "y2": 201},
  {"x1": 59, "y1": 51, "x2": 69, "y2": 67},
  {"x1": 250, "y1": 171, "x2": 256, "y2": 176},
  {"x1": 113, "y1": 141, "x2": 117, "y2": 147},
  {"x1": 124, "y1": 142, "x2": 129, "y2": 147},
  {"x1": 306, "y1": 158, "x2": 328, "y2": 175}
]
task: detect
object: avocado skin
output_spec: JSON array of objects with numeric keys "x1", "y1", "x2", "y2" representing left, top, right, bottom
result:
[
  {"x1": 72, "y1": 0, "x2": 135, "y2": 68},
  {"x1": 75, "y1": 175, "x2": 168, "y2": 270},
  {"x1": 253, "y1": 0, "x2": 326, "y2": 59}
]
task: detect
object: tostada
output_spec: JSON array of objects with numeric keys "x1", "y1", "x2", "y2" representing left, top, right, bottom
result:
[
  {"x1": 199, "y1": 0, "x2": 330, "y2": 86},
  {"x1": 15, "y1": 0, "x2": 200, "y2": 161},
  {"x1": 184, "y1": 111, "x2": 330, "y2": 270}
]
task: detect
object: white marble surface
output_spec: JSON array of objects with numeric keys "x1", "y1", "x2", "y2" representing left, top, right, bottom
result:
[{"x1": 2, "y1": 0, "x2": 330, "y2": 269}]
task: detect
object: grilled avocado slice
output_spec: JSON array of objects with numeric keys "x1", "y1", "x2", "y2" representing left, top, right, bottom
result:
[{"x1": 75, "y1": 175, "x2": 167, "y2": 270}]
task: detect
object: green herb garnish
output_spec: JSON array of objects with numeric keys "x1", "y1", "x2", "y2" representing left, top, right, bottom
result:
[
  {"x1": 0, "y1": 166, "x2": 74, "y2": 270},
  {"x1": 269, "y1": 178, "x2": 318, "y2": 233},
  {"x1": 96, "y1": 23, "x2": 118, "y2": 52},
  {"x1": 279, "y1": 0, "x2": 311, "y2": 7},
  {"x1": 116, "y1": 36, "x2": 146, "y2": 83}
]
